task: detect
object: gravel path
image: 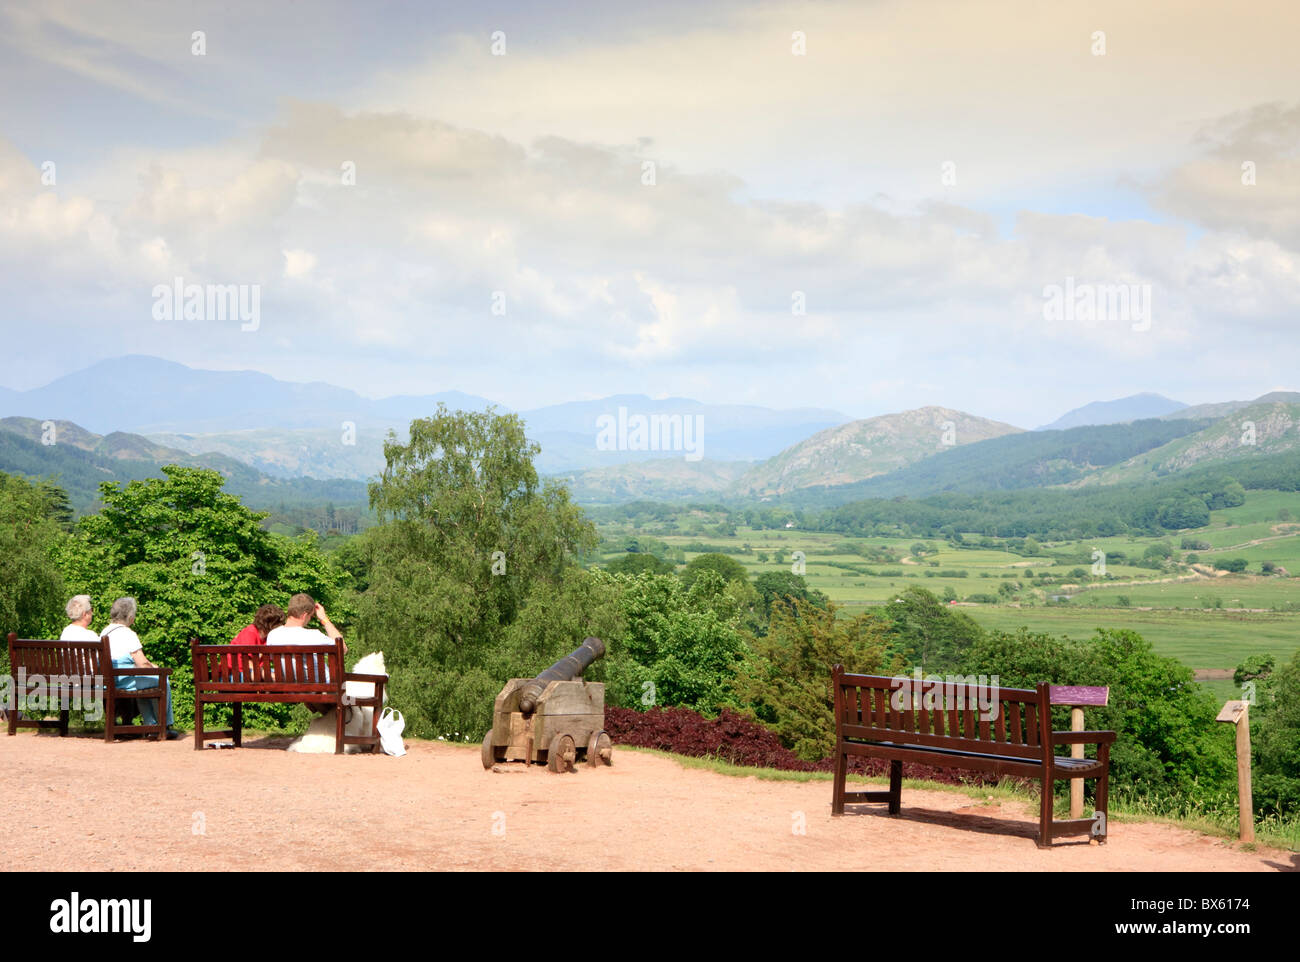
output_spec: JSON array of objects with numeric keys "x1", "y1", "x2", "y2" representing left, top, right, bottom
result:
[{"x1": 3, "y1": 732, "x2": 1293, "y2": 871}]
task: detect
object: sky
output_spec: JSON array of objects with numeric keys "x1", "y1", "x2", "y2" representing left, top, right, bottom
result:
[{"x1": 0, "y1": 0, "x2": 1297, "y2": 428}]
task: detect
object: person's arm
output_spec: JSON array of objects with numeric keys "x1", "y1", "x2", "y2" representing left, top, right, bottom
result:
[
  {"x1": 131, "y1": 649, "x2": 156, "y2": 669},
  {"x1": 314, "y1": 603, "x2": 346, "y2": 653}
]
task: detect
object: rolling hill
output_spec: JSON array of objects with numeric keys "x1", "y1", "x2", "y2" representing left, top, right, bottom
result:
[{"x1": 729, "y1": 407, "x2": 1023, "y2": 497}]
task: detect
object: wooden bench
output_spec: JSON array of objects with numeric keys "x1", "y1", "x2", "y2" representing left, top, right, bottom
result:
[
  {"x1": 830, "y1": 667, "x2": 1115, "y2": 847},
  {"x1": 5, "y1": 633, "x2": 172, "y2": 741},
  {"x1": 191, "y1": 638, "x2": 387, "y2": 754}
]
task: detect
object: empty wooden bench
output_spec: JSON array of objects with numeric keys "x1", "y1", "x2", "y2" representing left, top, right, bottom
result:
[
  {"x1": 830, "y1": 667, "x2": 1115, "y2": 847},
  {"x1": 191, "y1": 638, "x2": 386, "y2": 754},
  {"x1": 5, "y1": 632, "x2": 172, "y2": 741}
]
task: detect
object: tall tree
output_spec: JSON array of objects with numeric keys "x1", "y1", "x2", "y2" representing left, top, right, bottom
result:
[
  {"x1": 58, "y1": 466, "x2": 346, "y2": 727},
  {"x1": 359, "y1": 406, "x2": 597, "y2": 739},
  {"x1": 0, "y1": 472, "x2": 67, "y2": 645}
]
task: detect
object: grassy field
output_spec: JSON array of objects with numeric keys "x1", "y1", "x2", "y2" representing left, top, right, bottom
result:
[{"x1": 596, "y1": 490, "x2": 1300, "y2": 686}]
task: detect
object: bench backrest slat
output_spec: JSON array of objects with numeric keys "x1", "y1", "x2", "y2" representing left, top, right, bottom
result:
[
  {"x1": 7, "y1": 637, "x2": 111, "y2": 679},
  {"x1": 832, "y1": 670, "x2": 1048, "y2": 761},
  {"x1": 192, "y1": 642, "x2": 342, "y2": 695}
]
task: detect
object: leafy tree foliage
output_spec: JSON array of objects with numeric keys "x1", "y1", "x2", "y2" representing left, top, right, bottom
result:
[
  {"x1": 960, "y1": 627, "x2": 1233, "y2": 798},
  {"x1": 679, "y1": 552, "x2": 749, "y2": 590},
  {"x1": 882, "y1": 586, "x2": 983, "y2": 674},
  {"x1": 753, "y1": 571, "x2": 827, "y2": 620},
  {"x1": 56, "y1": 466, "x2": 346, "y2": 727},
  {"x1": 600, "y1": 569, "x2": 748, "y2": 715},
  {"x1": 0, "y1": 471, "x2": 67, "y2": 645},
  {"x1": 734, "y1": 599, "x2": 894, "y2": 760},
  {"x1": 1246, "y1": 649, "x2": 1300, "y2": 818},
  {"x1": 357, "y1": 406, "x2": 596, "y2": 739},
  {"x1": 605, "y1": 552, "x2": 676, "y2": 576}
]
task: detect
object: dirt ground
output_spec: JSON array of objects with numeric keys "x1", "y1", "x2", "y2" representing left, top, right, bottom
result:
[{"x1": 3, "y1": 732, "x2": 1294, "y2": 872}]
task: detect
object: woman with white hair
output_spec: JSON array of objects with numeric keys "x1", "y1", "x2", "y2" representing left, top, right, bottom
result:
[
  {"x1": 59, "y1": 595, "x2": 98, "y2": 641},
  {"x1": 102, "y1": 597, "x2": 180, "y2": 740}
]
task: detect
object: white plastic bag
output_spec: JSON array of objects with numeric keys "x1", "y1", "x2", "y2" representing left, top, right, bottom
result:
[{"x1": 378, "y1": 706, "x2": 406, "y2": 757}]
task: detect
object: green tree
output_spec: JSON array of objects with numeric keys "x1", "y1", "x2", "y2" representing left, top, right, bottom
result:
[
  {"x1": 753, "y1": 570, "x2": 828, "y2": 620},
  {"x1": 0, "y1": 472, "x2": 67, "y2": 645},
  {"x1": 679, "y1": 552, "x2": 749, "y2": 590},
  {"x1": 605, "y1": 552, "x2": 675, "y2": 576},
  {"x1": 58, "y1": 466, "x2": 345, "y2": 728},
  {"x1": 734, "y1": 599, "x2": 894, "y2": 760},
  {"x1": 358, "y1": 406, "x2": 596, "y2": 739},
  {"x1": 882, "y1": 586, "x2": 984, "y2": 674},
  {"x1": 1249, "y1": 649, "x2": 1300, "y2": 817}
]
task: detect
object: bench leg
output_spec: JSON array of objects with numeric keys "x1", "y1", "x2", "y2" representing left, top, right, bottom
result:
[
  {"x1": 193, "y1": 698, "x2": 204, "y2": 750},
  {"x1": 104, "y1": 693, "x2": 115, "y2": 742},
  {"x1": 1095, "y1": 744, "x2": 1110, "y2": 844},
  {"x1": 831, "y1": 749, "x2": 847, "y2": 815},
  {"x1": 5, "y1": 705, "x2": 15, "y2": 736},
  {"x1": 335, "y1": 703, "x2": 345, "y2": 755},
  {"x1": 59, "y1": 709, "x2": 69, "y2": 736},
  {"x1": 1038, "y1": 777, "x2": 1053, "y2": 848},
  {"x1": 232, "y1": 703, "x2": 242, "y2": 748},
  {"x1": 888, "y1": 759, "x2": 903, "y2": 815}
]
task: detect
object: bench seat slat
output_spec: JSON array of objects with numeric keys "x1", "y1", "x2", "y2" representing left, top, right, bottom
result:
[{"x1": 839, "y1": 724, "x2": 1043, "y2": 759}]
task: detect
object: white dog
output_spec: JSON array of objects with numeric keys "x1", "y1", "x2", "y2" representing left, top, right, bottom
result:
[{"x1": 287, "y1": 651, "x2": 388, "y2": 754}]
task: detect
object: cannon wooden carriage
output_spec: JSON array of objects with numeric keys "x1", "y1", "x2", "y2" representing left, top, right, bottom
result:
[{"x1": 481, "y1": 637, "x2": 613, "y2": 773}]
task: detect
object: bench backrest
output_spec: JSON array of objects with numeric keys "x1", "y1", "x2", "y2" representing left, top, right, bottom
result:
[
  {"x1": 191, "y1": 639, "x2": 343, "y2": 696},
  {"x1": 833, "y1": 667, "x2": 1051, "y2": 761},
  {"x1": 6, "y1": 633, "x2": 113, "y2": 683}
]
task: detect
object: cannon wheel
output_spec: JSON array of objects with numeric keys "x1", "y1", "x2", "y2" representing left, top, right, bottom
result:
[
  {"x1": 481, "y1": 729, "x2": 504, "y2": 770},
  {"x1": 587, "y1": 730, "x2": 613, "y2": 766},
  {"x1": 547, "y1": 733, "x2": 577, "y2": 773}
]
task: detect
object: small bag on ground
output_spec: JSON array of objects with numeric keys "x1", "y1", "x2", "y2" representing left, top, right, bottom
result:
[{"x1": 378, "y1": 707, "x2": 406, "y2": 757}]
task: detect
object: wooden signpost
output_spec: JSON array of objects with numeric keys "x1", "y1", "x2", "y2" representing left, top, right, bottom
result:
[
  {"x1": 1215, "y1": 700, "x2": 1254, "y2": 843},
  {"x1": 1050, "y1": 686, "x2": 1110, "y2": 820}
]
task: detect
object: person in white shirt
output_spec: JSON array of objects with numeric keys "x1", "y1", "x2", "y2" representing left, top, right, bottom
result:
[
  {"x1": 59, "y1": 595, "x2": 100, "y2": 641},
  {"x1": 101, "y1": 596, "x2": 179, "y2": 740},
  {"x1": 266, "y1": 593, "x2": 345, "y2": 650},
  {"x1": 266, "y1": 593, "x2": 345, "y2": 712}
]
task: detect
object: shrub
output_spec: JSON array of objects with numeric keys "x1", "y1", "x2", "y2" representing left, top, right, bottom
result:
[{"x1": 603, "y1": 706, "x2": 996, "y2": 787}]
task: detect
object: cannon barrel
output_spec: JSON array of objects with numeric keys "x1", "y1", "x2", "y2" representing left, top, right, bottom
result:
[{"x1": 517, "y1": 636, "x2": 606, "y2": 714}]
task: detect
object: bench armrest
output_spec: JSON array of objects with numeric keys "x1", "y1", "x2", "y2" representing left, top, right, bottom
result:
[
  {"x1": 110, "y1": 666, "x2": 173, "y2": 677},
  {"x1": 344, "y1": 672, "x2": 388, "y2": 683},
  {"x1": 1052, "y1": 730, "x2": 1116, "y2": 745}
]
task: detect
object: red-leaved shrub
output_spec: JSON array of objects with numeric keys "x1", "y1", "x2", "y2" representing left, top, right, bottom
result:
[{"x1": 604, "y1": 705, "x2": 1000, "y2": 788}]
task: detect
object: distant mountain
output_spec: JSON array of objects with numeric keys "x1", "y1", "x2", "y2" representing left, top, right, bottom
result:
[
  {"x1": 0, "y1": 417, "x2": 366, "y2": 515},
  {"x1": 1037, "y1": 393, "x2": 1187, "y2": 431},
  {"x1": 1077, "y1": 400, "x2": 1300, "y2": 485},
  {"x1": 0, "y1": 357, "x2": 849, "y2": 476},
  {"x1": 730, "y1": 407, "x2": 1023, "y2": 497},
  {"x1": 554, "y1": 458, "x2": 753, "y2": 505},
  {"x1": 775, "y1": 416, "x2": 1216, "y2": 507},
  {"x1": 0, "y1": 355, "x2": 497, "y2": 435},
  {"x1": 1163, "y1": 391, "x2": 1300, "y2": 422}
]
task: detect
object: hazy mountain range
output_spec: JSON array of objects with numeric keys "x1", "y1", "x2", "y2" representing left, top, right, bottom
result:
[{"x1": 2, "y1": 357, "x2": 1297, "y2": 509}]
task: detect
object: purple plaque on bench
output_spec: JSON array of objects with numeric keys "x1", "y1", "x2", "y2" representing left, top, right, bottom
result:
[{"x1": 1050, "y1": 685, "x2": 1109, "y2": 706}]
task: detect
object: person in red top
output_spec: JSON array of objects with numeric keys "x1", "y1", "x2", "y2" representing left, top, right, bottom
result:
[{"x1": 227, "y1": 604, "x2": 286, "y2": 675}]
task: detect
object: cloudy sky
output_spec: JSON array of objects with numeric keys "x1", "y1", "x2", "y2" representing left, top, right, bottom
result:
[{"x1": 1, "y1": 0, "x2": 1297, "y2": 427}]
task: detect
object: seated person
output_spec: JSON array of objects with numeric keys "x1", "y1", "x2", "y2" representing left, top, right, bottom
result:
[
  {"x1": 59, "y1": 595, "x2": 99, "y2": 641},
  {"x1": 267, "y1": 593, "x2": 345, "y2": 713},
  {"x1": 227, "y1": 603, "x2": 286, "y2": 676},
  {"x1": 102, "y1": 596, "x2": 180, "y2": 740}
]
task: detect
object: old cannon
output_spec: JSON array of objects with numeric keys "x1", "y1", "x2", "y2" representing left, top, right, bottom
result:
[{"x1": 481, "y1": 636, "x2": 612, "y2": 773}]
